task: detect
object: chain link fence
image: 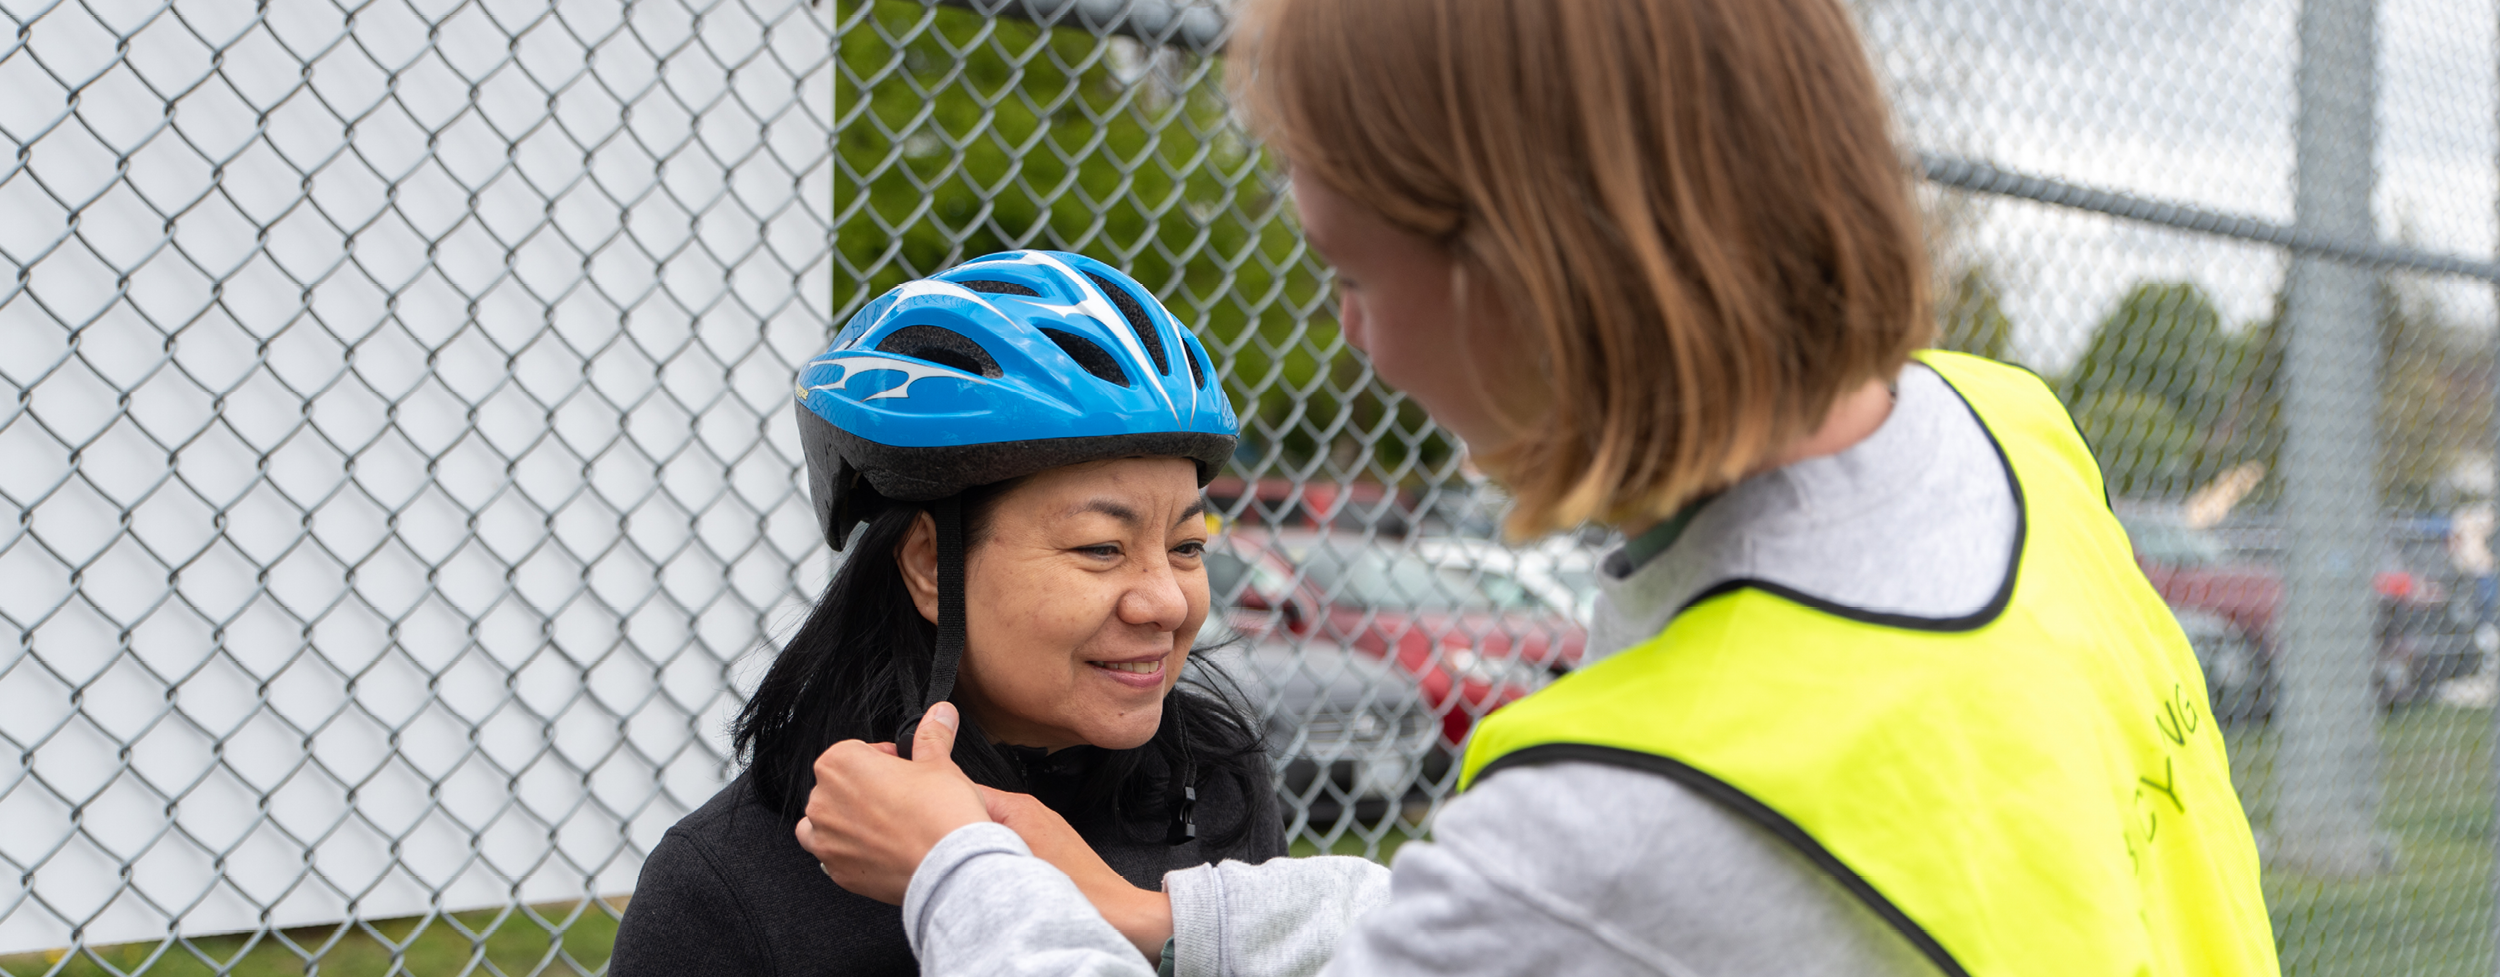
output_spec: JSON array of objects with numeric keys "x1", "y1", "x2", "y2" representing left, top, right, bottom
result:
[{"x1": 4, "y1": 0, "x2": 2499, "y2": 973}]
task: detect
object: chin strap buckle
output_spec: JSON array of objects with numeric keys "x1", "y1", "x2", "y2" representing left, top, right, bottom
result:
[{"x1": 1166, "y1": 783, "x2": 1198, "y2": 845}]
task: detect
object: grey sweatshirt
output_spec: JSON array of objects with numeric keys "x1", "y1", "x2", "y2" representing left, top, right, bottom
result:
[{"x1": 899, "y1": 363, "x2": 2014, "y2": 976}]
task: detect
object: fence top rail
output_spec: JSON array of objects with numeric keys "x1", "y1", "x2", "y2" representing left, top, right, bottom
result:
[
  {"x1": 1919, "y1": 153, "x2": 2500, "y2": 285},
  {"x1": 905, "y1": 0, "x2": 2500, "y2": 286},
  {"x1": 927, "y1": 0, "x2": 1228, "y2": 53}
]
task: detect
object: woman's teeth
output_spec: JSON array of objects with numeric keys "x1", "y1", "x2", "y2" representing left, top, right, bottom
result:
[{"x1": 1093, "y1": 660, "x2": 1160, "y2": 674}]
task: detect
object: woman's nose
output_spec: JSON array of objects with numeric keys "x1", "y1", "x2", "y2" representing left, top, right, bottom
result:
[{"x1": 1120, "y1": 564, "x2": 1191, "y2": 632}]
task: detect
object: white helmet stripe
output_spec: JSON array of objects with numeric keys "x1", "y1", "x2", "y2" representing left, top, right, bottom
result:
[{"x1": 1026, "y1": 252, "x2": 1182, "y2": 422}]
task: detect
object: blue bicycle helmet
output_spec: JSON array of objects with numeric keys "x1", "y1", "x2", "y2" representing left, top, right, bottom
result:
[
  {"x1": 795, "y1": 252, "x2": 1240, "y2": 765},
  {"x1": 796, "y1": 250, "x2": 1239, "y2": 549}
]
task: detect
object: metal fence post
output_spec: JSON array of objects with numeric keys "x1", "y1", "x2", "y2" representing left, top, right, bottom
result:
[
  {"x1": 2274, "y1": 0, "x2": 2389, "y2": 876},
  {"x1": 2490, "y1": 4, "x2": 2500, "y2": 966}
]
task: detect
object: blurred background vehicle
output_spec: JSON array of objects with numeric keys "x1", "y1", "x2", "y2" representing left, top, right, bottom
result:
[
  {"x1": 1205, "y1": 531, "x2": 1587, "y2": 824},
  {"x1": 2122, "y1": 510, "x2": 2482, "y2": 719},
  {"x1": 1410, "y1": 536, "x2": 1602, "y2": 626},
  {"x1": 1206, "y1": 477, "x2": 1417, "y2": 536}
]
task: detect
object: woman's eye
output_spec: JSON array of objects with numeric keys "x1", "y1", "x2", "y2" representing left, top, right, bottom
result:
[
  {"x1": 1172, "y1": 541, "x2": 1206, "y2": 559},
  {"x1": 1078, "y1": 544, "x2": 1122, "y2": 559}
]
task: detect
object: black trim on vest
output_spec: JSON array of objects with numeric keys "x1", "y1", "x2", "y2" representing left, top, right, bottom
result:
[
  {"x1": 1475, "y1": 743, "x2": 1975, "y2": 977},
  {"x1": 1998, "y1": 358, "x2": 2112, "y2": 512},
  {"x1": 1669, "y1": 365, "x2": 2029, "y2": 633}
]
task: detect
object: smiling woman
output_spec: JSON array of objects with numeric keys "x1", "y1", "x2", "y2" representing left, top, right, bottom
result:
[
  {"x1": 933, "y1": 460, "x2": 1217, "y2": 751},
  {"x1": 604, "y1": 253, "x2": 1280, "y2": 977}
]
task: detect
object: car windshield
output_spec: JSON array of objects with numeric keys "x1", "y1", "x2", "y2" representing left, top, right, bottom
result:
[{"x1": 1297, "y1": 546, "x2": 1551, "y2": 613}]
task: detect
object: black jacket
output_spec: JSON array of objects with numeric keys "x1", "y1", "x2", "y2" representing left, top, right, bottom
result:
[{"x1": 610, "y1": 747, "x2": 1283, "y2": 977}]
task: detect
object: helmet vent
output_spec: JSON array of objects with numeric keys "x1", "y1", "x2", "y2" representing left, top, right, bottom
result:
[
  {"x1": 1082, "y1": 270, "x2": 1169, "y2": 376},
  {"x1": 1042, "y1": 327, "x2": 1132, "y2": 388},
  {"x1": 1185, "y1": 341, "x2": 1208, "y2": 389},
  {"x1": 876, "y1": 324, "x2": 1004, "y2": 378},
  {"x1": 955, "y1": 279, "x2": 1040, "y2": 297}
]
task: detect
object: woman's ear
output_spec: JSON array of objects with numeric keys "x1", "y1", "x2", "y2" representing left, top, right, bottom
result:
[{"x1": 896, "y1": 510, "x2": 942, "y2": 624}]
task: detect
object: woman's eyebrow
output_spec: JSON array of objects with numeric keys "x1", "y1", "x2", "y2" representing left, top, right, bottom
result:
[
  {"x1": 1065, "y1": 498, "x2": 1207, "y2": 529},
  {"x1": 1072, "y1": 499, "x2": 1142, "y2": 526}
]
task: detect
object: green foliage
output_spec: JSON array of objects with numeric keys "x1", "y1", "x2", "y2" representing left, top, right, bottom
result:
[
  {"x1": 2372, "y1": 282, "x2": 2493, "y2": 510},
  {"x1": 2210, "y1": 279, "x2": 2491, "y2": 511},
  {"x1": 2058, "y1": 276, "x2": 2492, "y2": 510},
  {"x1": 2059, "y1": 282, "x2": 2257, "y2": 500},
  {"x1": 831, "y1": 1, "x2": 1454, "y2": 483},
  {"x1": 1935, "y1": 266, "x2": 2013, "y2": 361}
]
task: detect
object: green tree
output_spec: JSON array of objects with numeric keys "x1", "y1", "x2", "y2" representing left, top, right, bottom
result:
[
  {"x1": 2217, "y1": 279, "x2": 2491, "y2": 511},
  {"x1": 2059, "y1": 283, "x2": 2250, "y2": 499},
  {"x1": 831, "y1": 2, "x2": 1455, "y2": 484},
  {"x1": 2374, "y1": 282, "x2": 2491, "y2": 510},
  {"x1": 1935, "y1": 266, "x2": 2013, "y2": 361}
]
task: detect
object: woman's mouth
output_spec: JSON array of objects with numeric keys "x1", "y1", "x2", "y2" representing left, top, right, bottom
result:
[{"x1": 1088, "y1": 657, "x2": 1167, "y2": 688}]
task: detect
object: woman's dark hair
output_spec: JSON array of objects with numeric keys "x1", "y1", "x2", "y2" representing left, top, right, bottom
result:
[{"x1": 734, "y1": 482, "x2": 1270, "y2": 848}]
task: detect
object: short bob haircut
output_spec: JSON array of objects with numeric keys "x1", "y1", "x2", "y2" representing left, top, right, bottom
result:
[{"x1": 1232, "y1": 0, "x2": 1931, "y2": 537}]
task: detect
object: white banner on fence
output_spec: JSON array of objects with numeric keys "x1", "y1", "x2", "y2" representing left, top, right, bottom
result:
[{"x1": 0, "y1": 0, "x2": 832, "y2": 953}]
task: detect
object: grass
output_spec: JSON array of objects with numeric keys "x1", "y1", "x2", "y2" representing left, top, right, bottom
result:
[
  {"x1": 1286, "y1": 804, "x2": 1427, "y2": 863},
  {"x1": 2238, "y1": 705, "x2": 2500, "y2": 976},
  {"x1": 16, "y1": 713, "x2": 2500, "y2": 975},
  {"x1": 0, "y1": 902, "x2": 623, "y2": 977}
]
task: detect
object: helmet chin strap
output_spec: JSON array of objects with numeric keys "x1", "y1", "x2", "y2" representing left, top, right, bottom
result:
[{"x1": 901, "y1": 495, "x2": 967, "y2": 760}]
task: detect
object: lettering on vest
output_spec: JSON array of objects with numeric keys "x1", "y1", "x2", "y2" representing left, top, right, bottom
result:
[{"x1": 2128, "y1": 683, "x2": 2202, "y2": 872}]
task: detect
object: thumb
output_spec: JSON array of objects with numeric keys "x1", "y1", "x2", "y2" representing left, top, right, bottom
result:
[{"x1": 912, "y1": 701, "x2": 960, "y2": 766}]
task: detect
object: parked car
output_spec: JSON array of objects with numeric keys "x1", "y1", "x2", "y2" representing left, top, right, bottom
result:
[
  {"x1": 1409, "y1": 536, "x2": 1603, "y2": 626},
  {"x1": 2122, "y1": 511, "x2": 2478, "y2": 719},
  {"x1": 1205, "y1": 531, "x2": 1587, "y2": 818}
]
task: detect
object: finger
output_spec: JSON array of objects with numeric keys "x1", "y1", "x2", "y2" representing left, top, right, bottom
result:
[
  {"x1": 794, "y1": 819, "x2": 841, "y2": 883},
  {"x1": 974, "y1": 785, "x2": 1031, "y2": 821},
  {"x1": 871, "y1": 742, "x2": 899, "y2": 757},
  {"x1": 812, "y1": 738, "x2": 871, "y2": 776},
  {"x1": 913, "y1": 701, "x2": 960, "y2": 766}
]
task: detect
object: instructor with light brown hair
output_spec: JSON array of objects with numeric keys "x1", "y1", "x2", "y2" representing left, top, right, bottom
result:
[{"x1": 794, "y1": 0, "x2": 2281, "y2": 973}]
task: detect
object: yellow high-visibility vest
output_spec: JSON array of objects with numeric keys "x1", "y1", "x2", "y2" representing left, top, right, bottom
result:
[{"x1": 1461, "y1": 351, "x2": 2277, "y2": 976}]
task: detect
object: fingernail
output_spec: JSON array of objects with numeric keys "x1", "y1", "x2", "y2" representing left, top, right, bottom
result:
[{"x1": 927, "y1": 701, "x2": 958, "y2": 731}]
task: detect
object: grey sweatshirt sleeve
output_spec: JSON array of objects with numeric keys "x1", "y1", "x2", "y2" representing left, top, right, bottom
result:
[
  {"x1": 1176, "y1": 763, "x2": 1936, "y2": 977},
  {"x1": 1318, "y1": 763, "x2": 1936, "y2": 977},
  {"x1": 1164, "y1": 855, "x2": 1391, "y2": 977},
  {"x1": 903, "y1": 822, "x2": 1158, "y2": 977},
  {"x1": 1157, "y1": 782, "x2": 1671, "y2": 977},
  {"x1": 906, "y1": 765, "x2": 1933, "y2": 977}
]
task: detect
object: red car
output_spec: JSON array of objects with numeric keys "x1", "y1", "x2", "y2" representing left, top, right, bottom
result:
[
  {"x1": 1205, "y1": 531, "x2": 1586, "y2": 807},
  {"x1": 2124, "y1": 513, "x2": 2473, "y2": 718}
]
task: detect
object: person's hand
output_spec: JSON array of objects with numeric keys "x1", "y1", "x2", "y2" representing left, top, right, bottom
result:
[
  {"x1": 977, "y1": 786, "x2": 1173, "y2": 960},
  {"x1": 793, "y1": 701, "x2": 990, "y2": 904}
]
